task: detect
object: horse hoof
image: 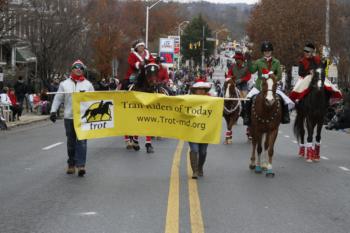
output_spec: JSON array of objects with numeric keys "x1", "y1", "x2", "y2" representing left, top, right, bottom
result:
[
  {"x1": 266, "y1": 171, "x2": 275, "y2": 178},
  {"x1": 249, "y1": 164, "x2": 256, "y2": 170},
  {"x1": 255, "y1": 166, "x2": 262, "y2": 174}
]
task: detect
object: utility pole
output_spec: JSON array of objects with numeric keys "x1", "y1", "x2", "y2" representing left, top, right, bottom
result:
[
  {"x1": 325, "y1": 0, "x2": 330, "y2": 48},
  {"x1": 201, "y1": 25, "x2": 205, "y2": 71}
]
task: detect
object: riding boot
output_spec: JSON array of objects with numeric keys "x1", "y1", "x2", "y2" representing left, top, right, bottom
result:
[
  {"x1": 145, "y1": 143, "x2": 154, "y2": 153},
  {"x1": 132, "y1": 137, "x2": 140, "y2": 151},
  {"x1": 198, "y1": 153, "x2": 207, "y2": 177},
  {"x1": 280, "y1": 100, "x2": 290, "y2": 124},
  {"x1": 243, "y1": 100, "x2": 252, "y2": 126},
  {"x1": 189, "y1": 151, "x2": 198, "y2": 179}
]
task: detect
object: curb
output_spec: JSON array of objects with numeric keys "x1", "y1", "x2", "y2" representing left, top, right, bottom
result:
[{"x1": 7, "y1": 116, "x2": 50, "y2": 129}]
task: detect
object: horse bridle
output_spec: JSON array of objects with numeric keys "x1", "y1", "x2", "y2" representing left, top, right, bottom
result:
[{"x1": 224, "y1": 83, "x2": 242, "y2": 115}]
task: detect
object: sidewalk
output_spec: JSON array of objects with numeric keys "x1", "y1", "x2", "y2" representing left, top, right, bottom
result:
[{"x1": 6, "y1": 112, "x2": 50, "y2": 129}]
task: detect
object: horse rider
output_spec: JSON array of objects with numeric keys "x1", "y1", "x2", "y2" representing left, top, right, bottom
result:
[
  {"x1": 289, "y1": 42, "x2": 342, "y2": 102},
  {"x1": 123, "y1": 39, "x2": 155, "y2": 153},
  {"x1": 226, "y1": 51, "x2": 251, "y2": 98},
  {"x1": 289, "y1": 42, "x2": 321, "y2": 102},
  {"x1": 155, "y1": 56, "x2": 176, "y2": 95},
  {"x1": 122, "y1": 39, "x2": 155, "y2": 90},
  {"x1": 50, "y1": 60, "x2": 94, "y2": 177},
  {"x1": 243, "y1": 41, "x2": 294, "y2": 126}
]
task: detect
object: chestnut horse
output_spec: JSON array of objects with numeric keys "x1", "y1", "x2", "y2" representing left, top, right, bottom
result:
[
  {"x1": 223, "y1": 78, "x2": 241, "y2": 144},
  {"x1": 249, "y1": 74, "x2": 282, "y2": 177}
]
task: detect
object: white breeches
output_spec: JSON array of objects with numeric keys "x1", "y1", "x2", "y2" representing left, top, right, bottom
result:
[{"x1": 247, "y1": 87, "x2": 295, "y2": 110}]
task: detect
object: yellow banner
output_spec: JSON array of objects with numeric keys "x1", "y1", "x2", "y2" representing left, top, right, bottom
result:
[{"x1": 73, "y1": 91, "x2": 224, "y2": 144}]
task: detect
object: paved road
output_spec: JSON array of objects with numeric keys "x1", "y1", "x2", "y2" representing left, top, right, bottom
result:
[{"x1": 1, "y1": 68, "x2": 350, "y2": 233}]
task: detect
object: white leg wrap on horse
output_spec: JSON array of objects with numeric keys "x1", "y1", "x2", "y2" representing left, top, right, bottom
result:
[{"x1": 267, "y1": 163, "x2": 272, "y2": 170}]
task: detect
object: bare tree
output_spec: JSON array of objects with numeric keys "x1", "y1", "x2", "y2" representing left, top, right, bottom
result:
[
  {"x1": 0, "y1": 0, "x2": 16, "y2": 39},
  {"x1": 22, "y1": 0, "x2": 86, "y2": 85}
]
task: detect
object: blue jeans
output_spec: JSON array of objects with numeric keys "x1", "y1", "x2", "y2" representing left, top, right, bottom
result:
[
  {"x1": 188, "y1": 142, "x2": 208, "y2": 155},
  {"x1": 64, "y1": 119, "x2": 87, "y2": 167}
]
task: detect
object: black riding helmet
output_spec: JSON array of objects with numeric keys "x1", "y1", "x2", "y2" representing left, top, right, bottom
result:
[
  {"x1": 261, "y1": 41, "x2": 273, "y2": 52},
  {"x1": 304, "y1": 42, "x2": 315, "y2": 52}
]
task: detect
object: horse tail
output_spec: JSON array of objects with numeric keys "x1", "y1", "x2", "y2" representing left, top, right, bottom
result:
[
  {"x1": 293, "y1": 108, "x2": 304, "y2": 143},
  {"x1": 81, "y1": 109, "x2": 91, "y2": 119}
]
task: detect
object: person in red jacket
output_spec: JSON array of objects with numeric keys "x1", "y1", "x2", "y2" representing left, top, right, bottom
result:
[
  {"x1": 155, "y1": 56, "x2": 169, "y2": 84},
  {"x1": 226, "y1": 52, "x2": 251, "y2": 98},
  {"x1": 123, "y1": 39, "x2": 155, "y2": 153},
  {"x1": 122, "y1": 39, "x2": 154, "y2": 90},
  {"x1": 7, "y1": 87, "x2": 23, "y2": 121}
]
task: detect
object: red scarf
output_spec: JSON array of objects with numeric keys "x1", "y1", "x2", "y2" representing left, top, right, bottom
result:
[{"x1": 71, "y1": 73, "x2": 85, "y2": 82}]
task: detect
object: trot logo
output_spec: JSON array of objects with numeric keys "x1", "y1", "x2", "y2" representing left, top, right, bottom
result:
[{"x1": 80, "y1": 100, "x2": 114, "y2": 131}]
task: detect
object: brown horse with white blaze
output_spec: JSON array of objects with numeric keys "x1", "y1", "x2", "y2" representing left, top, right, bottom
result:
[
  {"x1": 223, "y1": 78, "x2": 241, "y2": 144},
  {"x1": 249, "y1": 74, "x2": 282, "y2": 177}
]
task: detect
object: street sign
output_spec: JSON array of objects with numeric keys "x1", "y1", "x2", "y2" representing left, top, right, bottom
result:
[
  {"x1": 206, "y1": 37, "x2": 216, "y2": 42},
  {"x1": 159, "y1": 38, "x2": 175, "y2": 67},
  {"x1": 168, "y1": 36, "x2": 180, "y2": 57},
  {"x1": 160, "y1": 52, "x2": 174, "y2": 64},
  {"x1": 159, "y1": 38, "x2": 174, "y2": 53}
]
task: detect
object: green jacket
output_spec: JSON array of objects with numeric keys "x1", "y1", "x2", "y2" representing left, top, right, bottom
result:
[{"x1": 247, "y1": 57, "x2": 281, "y2": 91}]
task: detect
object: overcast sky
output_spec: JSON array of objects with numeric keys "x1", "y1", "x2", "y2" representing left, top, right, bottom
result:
[{"x1": 172, "y1": 0, "x2": 259, "y2": 4}]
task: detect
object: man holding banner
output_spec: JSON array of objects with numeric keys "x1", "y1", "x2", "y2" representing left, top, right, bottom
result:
[{"x1": 50, "y1": 60, "x2": 94, "y2": 177}]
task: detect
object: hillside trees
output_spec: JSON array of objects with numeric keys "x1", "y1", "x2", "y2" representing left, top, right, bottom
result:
[
  {"x1": 246, "y1": 0, "x2": 346, "y2": 89},
  {"x1": 180, "y1": 15, "x2": 214, "y2": 67}
]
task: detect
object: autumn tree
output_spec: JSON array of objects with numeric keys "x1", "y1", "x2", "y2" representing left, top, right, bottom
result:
[
  {"x1": 246, "y1": 0, "x2": 342, "y2": 90},
  {"x1": 181, "y1": 14, "x2": 214, "y2": 67},
  {"x1": 85, "y1": 0, "x2": 184, "y2": 80}
]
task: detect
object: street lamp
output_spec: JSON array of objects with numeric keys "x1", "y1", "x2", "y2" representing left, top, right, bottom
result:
[
  {"x1": 177, "y1": 20, "x2": 189, "y2": 68},
  {"x1": 214, "y1": 28, "x2": 229, "y2": 56},
  {"x1": 145, "y1": 0, "x2": 163, "y2": 48}
]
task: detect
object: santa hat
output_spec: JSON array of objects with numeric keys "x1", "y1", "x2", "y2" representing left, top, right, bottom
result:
[
  {"x1": 261, "y1": 68, "x2": 273, "y2": 79},
  {"x1": 190, "y1": 80, "x2": 212, "y2": 90},
  {"x1": 71, "y1": 60, "x2": 86, "y2": 69}
]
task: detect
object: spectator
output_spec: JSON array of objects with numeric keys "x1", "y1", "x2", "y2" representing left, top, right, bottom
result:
[
  {"x1": 14, "y1": 76, "x2": 27, "y2": 110},
  {"x1": 99, "y1": 78, "x2": 109, "y2": 90},
  {"x1": 7, "y1": 87, "x2": 22, "y2": 121},
  {"x1": 39, "y1": 88, "x2": 50, "y2": 115}
]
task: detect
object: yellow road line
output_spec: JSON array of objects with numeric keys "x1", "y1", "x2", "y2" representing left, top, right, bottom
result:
[
  {"x1": 165, "y1": 140, "x2": 184, "y2": 233},
  {"x1": 187, "y1": 150, "x2": 205, "y2": 233}
]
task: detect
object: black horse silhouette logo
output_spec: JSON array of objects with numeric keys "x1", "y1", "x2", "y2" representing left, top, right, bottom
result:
[{"x1": 81, "y1": 100, "x2": 113, "y2": 123}]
